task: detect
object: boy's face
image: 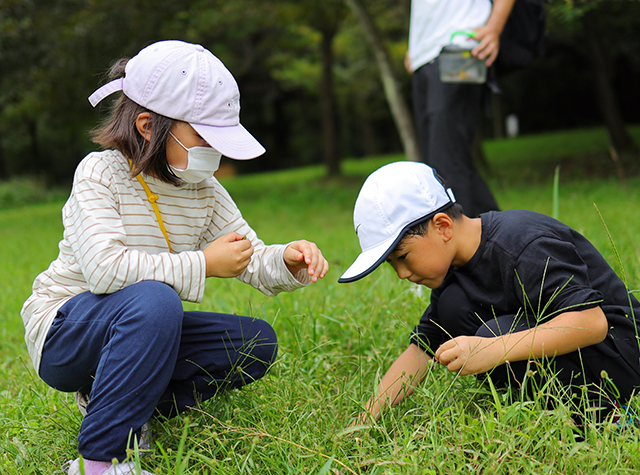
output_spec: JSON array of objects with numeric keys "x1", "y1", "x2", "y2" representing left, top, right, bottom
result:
[{"x1": 385, "y1": 221, "x2": 454, "y2": 289}]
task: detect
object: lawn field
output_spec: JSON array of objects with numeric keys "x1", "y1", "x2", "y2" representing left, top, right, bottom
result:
[{"x1": 1, "y1": 126, "x2": 640, "y2": 474}]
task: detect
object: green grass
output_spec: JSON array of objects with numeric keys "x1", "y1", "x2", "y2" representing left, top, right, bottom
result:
[
  {"x1": 0, "y1": 177, "x2": 69, "y2": 210},
  {"x1": 1, "y1": 126, "x2": 640, "y2": 474}
]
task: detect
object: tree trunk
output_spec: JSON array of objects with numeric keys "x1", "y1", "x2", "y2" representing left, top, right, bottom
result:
[
  {"x1": 28, "y1": 120, "x2": 44, "y2": 176},
  {"x1": 319, "y1": 24, "x2": 341, "y2": 177},
  {"x1": 583, "y1": 12, "x2": 637, "y2": 158},
  {"x1": 344, "y1": 0, "x2": 421, "y2": 162},
  {"x1": 361, "y1": 109, "x2": 377, "y2": 157}
]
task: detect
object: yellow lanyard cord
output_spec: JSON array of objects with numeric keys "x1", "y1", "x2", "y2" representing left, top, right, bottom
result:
[{"x1": 130, "y1": 161, "x2": 173, "y2": 253}]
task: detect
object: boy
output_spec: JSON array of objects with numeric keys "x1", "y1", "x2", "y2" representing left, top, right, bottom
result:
[{"x1": 339, "y1": 161, "x2": 640, "y2": 423}]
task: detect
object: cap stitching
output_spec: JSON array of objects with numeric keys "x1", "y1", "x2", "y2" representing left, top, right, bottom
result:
[
  {"x1": 193, "y1": 50, "x2": 206, "y2": 121},
  {"x1": 140, "y1": 48, "x2": 189, "y2": 104}
]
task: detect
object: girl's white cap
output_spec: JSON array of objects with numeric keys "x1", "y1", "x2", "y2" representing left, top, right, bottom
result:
[
  {"x1": 339, "y1": 161, "x2": 456, "y2": 283},
  {"x1": 88, "y1": 40, "x2": 265, "y2": 160}
]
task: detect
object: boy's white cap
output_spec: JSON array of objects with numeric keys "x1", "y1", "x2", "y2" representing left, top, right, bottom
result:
[
  {"x1": 88, "y1": 40, "x2": 265, "y2": 160},
  {"x1": 339, "y1": 161, "x2": 456, "y2": 283}
]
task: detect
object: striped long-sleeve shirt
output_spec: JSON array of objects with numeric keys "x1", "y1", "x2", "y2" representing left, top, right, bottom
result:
[{"x1": 21, "y1": 150, "x2": 311, "y2": 371}]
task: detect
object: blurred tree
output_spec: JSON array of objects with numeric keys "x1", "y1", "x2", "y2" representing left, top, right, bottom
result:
[
  {"x1": 119, "y1": 0, "x2": 356, "y2": 177},
  {"x1": 344, "y1": 0, "x2": 419, "y2": 162},
  {"x1": 0, "y1": 0, "x2": 408, "y2": 181},
  {"x1": 0, "y1": 0, "x2": 188, "y2": 182},
  {"x1": 1, "y1": 0, "x2": 638, "y2": 185},
  {"x1": 267, "y1": 0, "x2": 348, "y2": 177},
  {"x1": 547, "y1": 0, "x2": 639, "y2": 162},
  {"x1": 184, "y1": 0, "x2": 402, "y2": 176},
  {"x1": 0, "y1": 0, "x2": 56, "y2": 178}
]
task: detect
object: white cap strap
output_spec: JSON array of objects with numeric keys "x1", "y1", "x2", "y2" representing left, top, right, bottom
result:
[{"x1": 88, "y1": 78, "x2": 124, "y2": 107}]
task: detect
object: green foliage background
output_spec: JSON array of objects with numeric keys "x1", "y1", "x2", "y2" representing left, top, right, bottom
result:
[{"x1": 1, "y1": 0, "x2": 639, "y2": 182}]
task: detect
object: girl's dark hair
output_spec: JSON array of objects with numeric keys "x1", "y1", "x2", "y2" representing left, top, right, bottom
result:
[{"x1": 89, "y1": 58, "x2": 180, "y2": 185}]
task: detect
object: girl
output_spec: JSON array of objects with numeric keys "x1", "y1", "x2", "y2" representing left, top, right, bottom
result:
[{"x1": 21, "y1": 40, "x2": 328, "y2": 475}]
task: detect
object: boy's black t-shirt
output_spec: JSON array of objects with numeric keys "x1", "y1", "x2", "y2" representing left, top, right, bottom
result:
[{"x1": 411, "y1": 210, "x2": 640, "y2": 370}]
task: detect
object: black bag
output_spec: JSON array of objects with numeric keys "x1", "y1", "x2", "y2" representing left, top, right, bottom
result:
[{"x1": 495, "y1": 0, "x2": 547, "y2": 72}]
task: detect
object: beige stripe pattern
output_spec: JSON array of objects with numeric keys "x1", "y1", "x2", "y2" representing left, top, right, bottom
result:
[{"x1": 21, "y1": 150, "x2": 310, "y2": 371}]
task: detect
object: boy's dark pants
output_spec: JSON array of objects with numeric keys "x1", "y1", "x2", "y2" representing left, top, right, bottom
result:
[
  {"x1": 39, "y1": 281, "x2": 277, "y2": 461},
  {"x1": 437, "y1": 282, "x2": 640, "y2": 418}
]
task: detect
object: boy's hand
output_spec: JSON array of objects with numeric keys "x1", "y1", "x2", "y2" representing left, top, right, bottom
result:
[
  {"x1": 436, "y1": 307, "x2": 608, "y2": 376},
  {"x1": 283, "y1": 240, "x2": 328, "y2": 283},
  {"x1": 203, "y1": 232, "x2": 253, "y2": 278},
  {"x1": 434, "y1": 336, "x2": 504, "y2": 376}
]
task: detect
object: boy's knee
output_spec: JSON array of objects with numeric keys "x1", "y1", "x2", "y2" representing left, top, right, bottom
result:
[
  {"x1": 475, "y1": 314, "x2": 533, "y2": 339},
  {"x1": 475, "y1": 320, "x2": 499, "y2": 339},
  {"x1": 438, "y1": 282, "x2": 490, "y2": 337}
]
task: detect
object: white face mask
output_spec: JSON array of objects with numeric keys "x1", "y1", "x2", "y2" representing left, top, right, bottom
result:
[{"x1": 169, "y1": 132, "x2": 222, "y2": 183}]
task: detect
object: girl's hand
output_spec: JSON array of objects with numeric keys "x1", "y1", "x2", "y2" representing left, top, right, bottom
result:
[
  {"x1": 434, "y1": 336, "x2": 504, "y2": 376},
  {"x1": 283, "y1": 240, "x2": 329, "y2": 283},
  {"x1": 203, "y1": 232, "x2": 253, "y2": 278}
]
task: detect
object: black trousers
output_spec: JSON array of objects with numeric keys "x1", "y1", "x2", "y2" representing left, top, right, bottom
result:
[
  {"x1": 436, "y1": 281, "x2": 640, "y2": 417},
  {"x1": 412, "y1": 59, "x2": 499, "y2": 218}
]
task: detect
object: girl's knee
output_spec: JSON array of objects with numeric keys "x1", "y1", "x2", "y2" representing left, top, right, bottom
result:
[
  {"x1": 244, "y1": 318, "x2": 278, "y2": 369},
  {"x1": 118, "y1": 281, "x2": 183, "y2": 343},
  {"x1": 134, "y1": 280, "x2": 181, "y2": 304},
  {"x1": 129, "y1": 281, "x2": 183, "y2": 319}
]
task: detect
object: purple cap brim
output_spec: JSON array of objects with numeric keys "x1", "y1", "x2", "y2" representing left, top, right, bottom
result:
[{"x1": 191, "y1": 122, "x2": 265, "y2": 160}]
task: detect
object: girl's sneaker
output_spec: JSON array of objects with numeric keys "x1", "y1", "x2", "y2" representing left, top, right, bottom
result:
[{"x1": 66, "y1": 458, "x2": 155, "y2": 475}]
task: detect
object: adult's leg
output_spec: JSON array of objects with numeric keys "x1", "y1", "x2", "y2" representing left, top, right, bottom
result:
[
  {"x1": 39, "y1": 281, "x2": 184, "y2": 461},
  {"x1": 412, "y1": 60, "x2": 499, "y2": 217},
  {"x1": 155, "y1": 311, "x2": 278, "y2": 418}
]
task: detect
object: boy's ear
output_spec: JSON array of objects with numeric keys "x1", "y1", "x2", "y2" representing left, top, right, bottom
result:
[
  {"x1": 432, "y1": 213, "x2": 454, "y2": 242},
  {"x1": 135, "y1": 113, "x2": 152, "y2": 142}
]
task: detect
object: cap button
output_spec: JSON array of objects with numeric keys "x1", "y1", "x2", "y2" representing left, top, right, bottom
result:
[{"x1": 194, "y1": 44, "x2": 204, "y2": 52}]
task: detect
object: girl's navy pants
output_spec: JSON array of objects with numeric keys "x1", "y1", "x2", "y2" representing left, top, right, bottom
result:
[{"x1": 39, "y1": 280, "x2": 277, "y2": 461}]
